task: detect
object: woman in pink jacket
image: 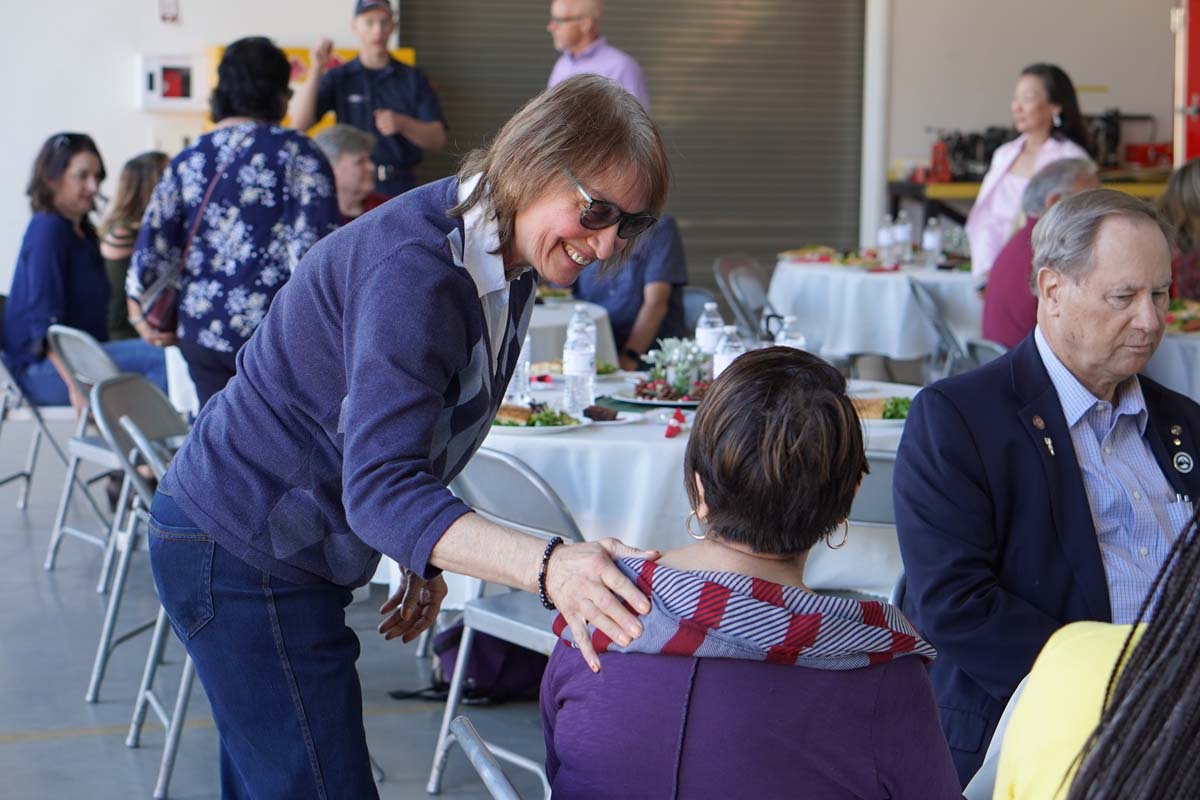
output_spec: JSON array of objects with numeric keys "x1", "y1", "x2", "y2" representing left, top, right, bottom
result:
[{"x1": 967, "y1": 63, "x2": 1092, "y2": 278}]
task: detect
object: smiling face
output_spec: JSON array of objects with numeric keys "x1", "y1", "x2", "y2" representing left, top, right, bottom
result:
[
  {"x1": 509, "y1": 167, "x2": 647, "y2": 286},
  {"x1": 50, "y1": 151, "x2": 102, "y2": 225},
  {"x1": 1038, "y1": 215, "x2": 1172, "y2": 400},
  {"x1": 1011, "y1": 74, "x2": 1059, "y2": 137},
  {"x1": 548, "y1": 0, "x2": 596, "y2": 54}
]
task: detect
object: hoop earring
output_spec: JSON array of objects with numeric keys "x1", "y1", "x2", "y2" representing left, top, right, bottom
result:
[
  {"x1": 825, "y1": 521, "x2": 849, "y2": 550},
  {"x1": 1053, "y1": 113, "x2": 1063, "y2": 129},
  {"x1": 686, "y1": 510, "x2": 707, "y2": 541}
]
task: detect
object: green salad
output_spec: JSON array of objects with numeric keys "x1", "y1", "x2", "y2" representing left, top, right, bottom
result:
[
  {"x1": 882, "y1": 397, "x2": 912, "y2": 420},
  {"x1": 494, "y1": 406, "x2": 580, "y2": 427},
  {"x1": 596, "y1": 360, "x2": 619, "y2": 375}
]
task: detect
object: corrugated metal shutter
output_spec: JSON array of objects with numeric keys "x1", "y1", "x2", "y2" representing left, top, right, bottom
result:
[{"x1": 401, "y1": 1, "x2": 864, "y2": 293}]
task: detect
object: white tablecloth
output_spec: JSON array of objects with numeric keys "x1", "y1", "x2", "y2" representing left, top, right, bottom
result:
[
  {"x1": 1145, "y1": 333, "x2": 1200, "y2": 401},
  {"x1": 474, "y1": 379, "x2": 919, "y2": 596},
  {"x1": 767, "y1": 261, "x2": 982, "y2": 360},
  {"x1": 526, "y1": 300, "x2": 619, "y2": 366}
]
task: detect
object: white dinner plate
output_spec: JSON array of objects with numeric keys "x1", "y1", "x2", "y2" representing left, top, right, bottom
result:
[
  {"x1": 489, "y1": 418, "x2": 594, "y2": 435},
  {"x1": 610, "y1": 391, "x2": 701, "y2": 408},
  {"x1": 861, "y1": 417, "x2": 906, "y2": 429}
]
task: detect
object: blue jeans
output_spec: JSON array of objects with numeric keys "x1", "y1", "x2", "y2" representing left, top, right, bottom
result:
[
  {"x1": 147, "y1": 491, "x2": 378, "y2": 800},
  {"x1": 16, "y1": 338, "x2": 168, "y2": 406}
]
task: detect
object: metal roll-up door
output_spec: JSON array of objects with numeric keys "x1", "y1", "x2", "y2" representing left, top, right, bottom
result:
[{"x1": 402, "y1": 0, "x2": 865, "y2": 294}]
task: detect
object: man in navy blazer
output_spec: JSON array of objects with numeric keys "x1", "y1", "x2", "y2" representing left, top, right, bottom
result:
[{"x1": 895, "y1": 189, "x2": 1200, "y2": 785}]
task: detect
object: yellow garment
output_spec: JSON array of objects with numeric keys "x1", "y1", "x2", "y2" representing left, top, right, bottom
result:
[{"x1": 993, "y1": 621, "x2": 1145, "y2": 800}]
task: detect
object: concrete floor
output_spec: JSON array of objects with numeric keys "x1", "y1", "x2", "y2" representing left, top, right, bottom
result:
[{"x1": 0, "y1": 417, "x2": 546, "y2": 799}]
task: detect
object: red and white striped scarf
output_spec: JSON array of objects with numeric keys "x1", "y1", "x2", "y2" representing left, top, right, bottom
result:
[{"x1": 554, "y1": 557, "x2": 936, "y2": 669}]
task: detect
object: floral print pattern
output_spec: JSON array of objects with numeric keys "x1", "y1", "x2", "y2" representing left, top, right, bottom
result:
[{"x1": 130, "y1": 122, "x2": 339, "y2": 353}]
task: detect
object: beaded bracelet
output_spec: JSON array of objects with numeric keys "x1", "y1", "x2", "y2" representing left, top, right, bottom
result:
[{"x1": 537, "y1": 536, "x2": 565, "y2": 610}]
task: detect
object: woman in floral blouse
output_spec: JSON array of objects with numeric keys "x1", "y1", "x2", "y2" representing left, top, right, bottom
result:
[{"x1": 128, "y1": 36, "x2": 340, "y2": 407}]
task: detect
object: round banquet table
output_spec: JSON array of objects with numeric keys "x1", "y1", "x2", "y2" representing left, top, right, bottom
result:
[
  {"x1": 526, "y1": 300, "x2": 619, "y2": 366},
  {"x1": 1144, "y1": 333, "x2": 1200, "y2": 401},
  {"x1": 767, "y1": 260, "x2": 982, "y2": 360},
  {"x1": 470, "y1": 377, "x2": 922, "y2": 597}
]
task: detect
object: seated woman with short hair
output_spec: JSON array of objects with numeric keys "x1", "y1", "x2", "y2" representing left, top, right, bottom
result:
[{"x1": 540, "y1": 346, "x2": 962, "y2": 799}]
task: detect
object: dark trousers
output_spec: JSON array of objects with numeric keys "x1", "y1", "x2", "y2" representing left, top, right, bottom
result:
[
  {"x1": 178, "y1": 339, "x2": 239, "y2": 410},
  {"x1": 148, "y1": 490, "x2": 378, "y2": 800}
]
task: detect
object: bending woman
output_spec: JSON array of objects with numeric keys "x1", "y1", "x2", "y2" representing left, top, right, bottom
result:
[
  {"x1": 541, "y1": 346, "x2": 961, "y2": 799},
  {"x1": 148, "y1": 74, "x2": 668, "y2": 798}
]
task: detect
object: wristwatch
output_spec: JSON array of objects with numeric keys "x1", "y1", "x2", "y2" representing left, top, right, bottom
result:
[{"x1": 622, "y1": 347, "x2": 642, "y2": 362}]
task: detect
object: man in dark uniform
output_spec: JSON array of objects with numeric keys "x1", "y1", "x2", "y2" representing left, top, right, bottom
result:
[{"x1": 289, "y1": 0, "x2": 447, "y2": 197}]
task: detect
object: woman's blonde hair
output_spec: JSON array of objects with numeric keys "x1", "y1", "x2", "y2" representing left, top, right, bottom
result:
[
  {"x1": 1157, "y1": 158, "x2": 1200, "y2": 254},
  {"x1": 449, "y1": 74, "x2": 669, "y2": 265},
  {"x1": 100, "y1": 151, "x2": 169, "y2": 239}
]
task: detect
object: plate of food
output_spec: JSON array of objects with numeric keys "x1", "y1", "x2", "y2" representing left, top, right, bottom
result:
[
  {"x1": 1166, "y1": 299, "x2": 1200, "y2": 333},
  {"x1": 778, "y1": 245, "x2": 842, "y2": 264},
  {"x1": 582, "y1": 406, "x2": 644, "y2": 425},
  {"x1": 612, "y1": 377, "x2": 711, "y2": 407},
  {"x1": 490, "y1": 403, "x2": 592, "y2": 434},
  {"x1": 850, "y1": 396, "x2": 912, "y2": 427},
  {"x1": 530, "y1": 360, "x2": 627, "y2": 383},
  {"x1": 536, "y1": 285, "x2": 573, "y2": 303}
]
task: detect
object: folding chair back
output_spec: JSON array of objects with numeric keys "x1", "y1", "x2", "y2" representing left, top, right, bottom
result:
[
  {"x1": 47, "y1": 325, "x2": 121, "y2": 397},
  {"x1": 965, "y1": 337, "x2": 1008, "y2": 367},
  {"x1": 90, "y1": 374, "x2": 188, "y2": 508},
  {"x1": 451, "y1": 448, "x2": 583, "y2": 543},
  {"x1": 713, "y1": 254, "x2": 776, "y2": 339},
  {"x1": 681, "y1": 286, "x2": 719, "y2": 333},
  {"x1": 908, "y1": 279, "x2": 968, "y2": 380},
  {"x1": 848, "y1": 450, "x2": 896, "y2": 526}
]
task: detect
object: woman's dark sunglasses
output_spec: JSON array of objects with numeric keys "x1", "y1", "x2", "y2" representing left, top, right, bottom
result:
[{"x1": 571, "y1": 176, "x2": 657, "y2": 240}]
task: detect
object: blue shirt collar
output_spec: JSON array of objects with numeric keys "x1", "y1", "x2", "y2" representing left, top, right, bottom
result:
[
  {"x1": 566, "y1": 35, "x2": 608, "y2": 63},
  {"x1": 1034, "y1": 326, "x2": 1148, "y2": 433}
]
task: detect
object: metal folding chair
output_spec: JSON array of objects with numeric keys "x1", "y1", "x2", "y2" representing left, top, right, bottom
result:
[
  {"x1": 427, "y1": 448, "x2": 583, "y2": 798},
  {"x1": 681, "y1": 286, "x2": 719, "y2": 333},
  {"x1": 712, "y1": 254, "x2": 779, "y2": 340},
  {"x1": 449, "y1": 716, "x2": 524, "y2": 800},
  {"x1": 43, "y1": 325, "x2": 124, "y2": 585},
  {"x1": 0, "y1": 295, "x2": 76, "y2": 509},
  {"x1": 965, "y1": 337, "x2": 1008, "y2": 367},
  {"x1": 84, "y1": 374, "x2": 188, "y2": 706},
  {"x1": 908, "y1": 279, "x2": 969, "y2": 382}
]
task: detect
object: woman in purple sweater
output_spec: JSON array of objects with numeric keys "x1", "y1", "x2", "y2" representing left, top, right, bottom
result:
[{"x1": 542, "y1": 347, "x2": 963, "y2": 799}]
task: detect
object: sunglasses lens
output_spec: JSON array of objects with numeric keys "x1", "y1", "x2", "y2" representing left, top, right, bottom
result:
[
  {"x1": 580, "y1": 201, "x2": 622, "y2": 230},
  {"x1": 617, "y1": 215, "x2": 656, "y2": 240}
]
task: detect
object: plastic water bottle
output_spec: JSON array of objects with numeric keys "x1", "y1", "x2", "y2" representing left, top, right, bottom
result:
[
  {"x1": 694, "y1": 302, "x2": 724, "y2": 355},
  {"x1": 877, "y1": 214, "x2": 895, "y2": 264},
  {"x1": 774, "y1": 315, "x2": 807, "y2": 350},
  {"x1": 921, "y1": 217, "x2": 942, "y2": 269},
  {"x1": 506, "y1": 335, "x2": 533, "y2": 405},
  {"x1": 712, "y1": 325, "x2": 746, "y2": 379},
  {"x1": 893, "y1": 209, "x2": 913, "y2": 264},
  {"x1": 563, "y1": 304, "x2": 596, "y2": 413}
]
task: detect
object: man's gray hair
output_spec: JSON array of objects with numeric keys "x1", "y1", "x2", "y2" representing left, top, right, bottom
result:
[
  {"x1": 313, "y1": 124, "x2": 375, "y2": 164},
  {"x1": 1021, "y1": 158, "x2": 1097, "y2": 218},
  {"x1": 1030, "y1": 188, "x2": 1175, "y2": 288}
]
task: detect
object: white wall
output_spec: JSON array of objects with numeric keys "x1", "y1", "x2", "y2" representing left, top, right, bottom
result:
[
  {"x1": 0, "y1": 0, "x2": 358, "y2": 290},
  {"x1": 888, "y1": 0, "x2": 1176, "y2": 165}
]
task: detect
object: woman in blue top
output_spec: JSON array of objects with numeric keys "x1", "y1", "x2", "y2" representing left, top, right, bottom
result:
[
  {"x1": 148, "y1": 75, "x2": 670, "y2": 798},
  {"x1": 128, "y1": 37, "x2": 341, "y2": 407},
  {"x1": 3, "y1": 132, "x2": 166, "y2": 409}
]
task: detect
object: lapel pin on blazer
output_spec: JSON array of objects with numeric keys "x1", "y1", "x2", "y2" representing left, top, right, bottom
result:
[
  {"x1": 1171, "y1": 425, "x2": 1183, "y2": 436},
  {"x1": 1032, "y1": 415, "x2": 1046, "y2": 431},
  {"x1": 1174, "y1": 452, "x2": 1194, "y2": 474},
  {"x1": 1043, "y1": 436, "x2": 1056, "y2": 457}
]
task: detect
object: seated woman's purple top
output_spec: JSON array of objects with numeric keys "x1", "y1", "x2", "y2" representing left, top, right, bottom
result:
[{"x1": 540, "y1": 558, "x2": 963, "y2": 800}]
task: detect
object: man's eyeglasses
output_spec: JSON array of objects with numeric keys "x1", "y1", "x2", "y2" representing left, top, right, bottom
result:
[
  {"x1": 570, "y1": 175, "x2": 656, "y2": 240},
  {"x1": 548, "y1": 14, "x2": 586, "y2": 25}
]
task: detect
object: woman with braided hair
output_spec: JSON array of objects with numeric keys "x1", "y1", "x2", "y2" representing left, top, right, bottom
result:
[{"x1": 994, "y1": 505, "x2": 1200, "y2": 799}]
